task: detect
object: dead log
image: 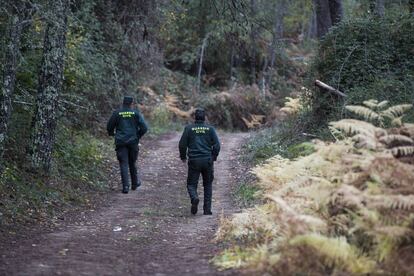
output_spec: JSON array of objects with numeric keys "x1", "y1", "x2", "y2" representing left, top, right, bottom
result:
[{"x1": 315, "y1": 80, "x2": 347, "y2": 98}]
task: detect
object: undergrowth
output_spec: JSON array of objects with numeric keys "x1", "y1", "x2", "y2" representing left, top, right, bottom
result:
[
  {"x1": 305, "y1": 14, "x2": 414, "y2": 134},
  {"x1": 0, "y1": 128, "x2": 111, "y2": 228},
  {"x1": 214, "y1": 99, "x2": 414, "y2": 275},
  {"x1": 146, "y1": 103, "x2": 182, "y2": 136},
  {"x1": 234, "y1": 182, "x2": 260, "y2": 208},
  {"x1": 243, "y1": 120, "x2": 314, "y2": 164}
]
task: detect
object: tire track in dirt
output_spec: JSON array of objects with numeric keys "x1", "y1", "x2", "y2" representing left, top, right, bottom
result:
[{"x1": 0, "y1": 132, "x2": 247, "y2": 275}]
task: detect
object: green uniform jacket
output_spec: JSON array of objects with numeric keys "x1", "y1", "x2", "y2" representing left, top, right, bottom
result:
[
  {"x1": 179, "y1": 120, "x2": 220, "y2": 161},
  {"x1": 107, "y1": 107, "x2": 148, "y2": 146}
]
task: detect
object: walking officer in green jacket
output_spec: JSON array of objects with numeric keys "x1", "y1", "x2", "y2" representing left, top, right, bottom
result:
[
  {"x1": 179, "y1": 108, "x2": 221, "y2": 215},
  {"x1": 107, "y1": 96, "x2": 148, "y2": 194}
]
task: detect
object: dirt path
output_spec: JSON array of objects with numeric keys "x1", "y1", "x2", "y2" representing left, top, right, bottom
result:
[{"x1": 0, "y1": 132, "x2": 247, "y2": 275}]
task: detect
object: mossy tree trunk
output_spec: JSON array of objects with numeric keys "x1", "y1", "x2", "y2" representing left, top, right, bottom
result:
[
  {"x1": 30, "y1": 0, "x2": 69, "y2": 174},
  {"x1": 0, "y1": 2, "x2": 29, "y2": 173}
]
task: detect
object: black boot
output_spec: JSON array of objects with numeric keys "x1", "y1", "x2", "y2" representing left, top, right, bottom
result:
[
  {"x1": 131, "y1": 182, "x2": 140, "y2": 191},
  {"x1": 122, "y1": 186, "x2": 129, "y2": 194},
  {"x1": 203, "y1": 210, "x2": 212, "y2": 215},
  {"x1": 191, "y1": 198, "x2": 199, "y2": 215}
]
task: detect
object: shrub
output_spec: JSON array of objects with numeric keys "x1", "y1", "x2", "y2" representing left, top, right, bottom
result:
[
  {"x1": 306, "y1": 15, "x2": 414, "y2": 133},
  {"x1": 214, "y1": 100, "x2": 414, "y2": 275}
]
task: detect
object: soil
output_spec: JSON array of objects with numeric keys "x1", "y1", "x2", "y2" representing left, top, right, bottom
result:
[{"x1": 0, "y1": 132, "x2": 248, "y2": 276}]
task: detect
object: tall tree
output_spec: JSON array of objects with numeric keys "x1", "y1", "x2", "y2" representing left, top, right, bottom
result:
[
  {"x1": 30, "y1": 0, "x2": 69, "y2": 174},
  {"x1": 263, "y1": 0, "x2": 287, "y2": 92},
  {"x1": 0, "y1": 1, "x2": 31, "y2": 173},
  {"x1": 376, "y1": 0, "x2": 385, "y2": 16},
  {"x1": 370, "y1": 0, "x2": 385, "y2": 16},
  {"x1": 313, "y1": 0, "x2": 343, "y2": 38},
  {"x1": 307, "y1": 6, "x2": 318, "y2": 39},
  {"x1": 329, "y1": 0, "x2": 343, "y2": 25},
  {"x1": 249, "y1": 0, "x2": 258, "y2": 85},
  {"x1": 313, "y1": 0, "x2": 332, "y2": 38}
]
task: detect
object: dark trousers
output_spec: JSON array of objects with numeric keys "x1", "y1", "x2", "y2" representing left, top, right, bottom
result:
[
  {"x1": 187, "y1": 158, "x2": 214, "y2": 212},
  {"x1": 116, "y1": 143, "x2": 140, "y2": 189}
]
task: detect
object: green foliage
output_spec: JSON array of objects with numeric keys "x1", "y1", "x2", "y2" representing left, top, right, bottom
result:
[
  {"x1": 151, "y1": 104, "x2": 171, "y2": 129},
  {"x1": 159, "y1": 0, "x2": 314, "y2": 87},
  {"x1": 147, "y1": 104, "x2": 181, "y2": 135},
  {"x1": 0, "y1": 127, "x2": 110, "y2": 227},
  {"x1": 243, "y1": 127, "x2": 287, "y2": 164},
  {"x1": 243, "y1": 117, "x2": 313, "y2": 164},
  {"x1": 306, "y1": 14, "x2": 414, "y2": 133},
  {"x1": 0, "y1": 166, "x2": 60, "y2": 226},
  {"x1": 53, "y1": 127, "x2": 109, "y2": 188},
  {"x1": 286, "y1": 142, "x2": 316, "y2": 159},
  {"x1": 235, "y1": 182, "x2": 260, "y2": 208}
]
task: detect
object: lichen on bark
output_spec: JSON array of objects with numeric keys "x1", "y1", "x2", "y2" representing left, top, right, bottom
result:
[{"x1": 30, "y1": 0, "x2": 69, "y2": 174}]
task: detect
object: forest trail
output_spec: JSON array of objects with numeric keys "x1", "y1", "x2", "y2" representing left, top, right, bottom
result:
[{"x1": 0, "y1": 132, "x2": 247, "y2": 276}]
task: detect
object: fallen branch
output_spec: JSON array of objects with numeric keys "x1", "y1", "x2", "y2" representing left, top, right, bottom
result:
[
  {"x1": 59, "y1": 99, "x2": 88, "y2": 110},
  {"x1": 315, "y1": 80, "x2": 347, "y2": 98},
  {"x1": 13, "y1": 100, "x2": 33, "y2": 106}
]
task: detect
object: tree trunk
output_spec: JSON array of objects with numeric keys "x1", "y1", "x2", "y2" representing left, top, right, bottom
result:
[
  {"x1": 0, "y1": 2, "x2": 29, "y2": 173},
  {"x1": 307, "y1": 6, "x2": 317, "y2": 39},
  {"x1": 329, "y1": 0, "x2": 343, "y2": 25},
  {"x1": 375, "y1": 0, "x2": 385, "y2": 16},
  {"x1": 196, "y1": 33, "x2": 209, "y2": 94},
  {"x1": 0, "y1": 15, "x2": 23, "y2": 172},
  {"x1": 265, "y1": 0, "x2": 287, "y2": 88},
  {"x1": 30, "y1": 0, "x2": 69, "y2": 174},
  {"x1": 249, "y1": 0, "x2": 257, "y2": 85},
  {"x1": 229, "y1": 42, "x2": 235, "y2": 86},
  {"x1": 313, "y1": 0, "x2": 332, "y2": 38},
  {"x1": 313, "y1": 0, "x2": 343, "y2": 38}
]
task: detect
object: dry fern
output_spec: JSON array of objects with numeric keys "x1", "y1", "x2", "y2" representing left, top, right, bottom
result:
[
  {"x1": 345, "y1": 101, "x2": 412, "y2": 127},
  {"x1": 163, "y1": 93, "x2": 194, "y2": 119},
  {"x1": 382, "y1": 104, "x2": 413, "y2": 120},
  {"x1": 379, "y1": 134, "x2": 414, "y2": 145},
  {"x1": 368, "y1": 195, "x2": 414, "y2": 211},
  {"x1": 389, "y1": 146, "x2": 414, "y2": 157},
  {"x1": 242, "y1": 114, "x2": 265, "y2": 129},
  {"x1": 363, "y1": 99, "x2": 382, "y2": 109},
  {"x1": 215, "y1": 99, "x2": 414, "y2": 275},
  {"x1": 280, "y1": 97, "x2": 302, "y2": 115},
  {"x1": 289, "y1": 234, "x2": 375, "y2": 274},
  {"x1": 346, "y1": 105, "x2": 380, "y2": 122},
  {"x1": 329, "y1": 119, "x2": 384, "y2": 137}
]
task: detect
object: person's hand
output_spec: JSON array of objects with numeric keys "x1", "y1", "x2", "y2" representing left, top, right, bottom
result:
[{"x1": 181, "y1": 159, "x2": 187, "y2": 163}]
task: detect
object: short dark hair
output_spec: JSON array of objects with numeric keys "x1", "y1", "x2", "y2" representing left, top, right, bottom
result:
[
  {"x1": 194, "y1": 108, "x2": 205, "y2": 121},
  {"x1": 123, "y1": 96, "x2": 134, "y2": 106}
]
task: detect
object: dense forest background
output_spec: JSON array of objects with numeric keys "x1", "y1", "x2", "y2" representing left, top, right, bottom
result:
[{"x1": 1, "y1": 0, "x2": 414, "y2": 274}]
